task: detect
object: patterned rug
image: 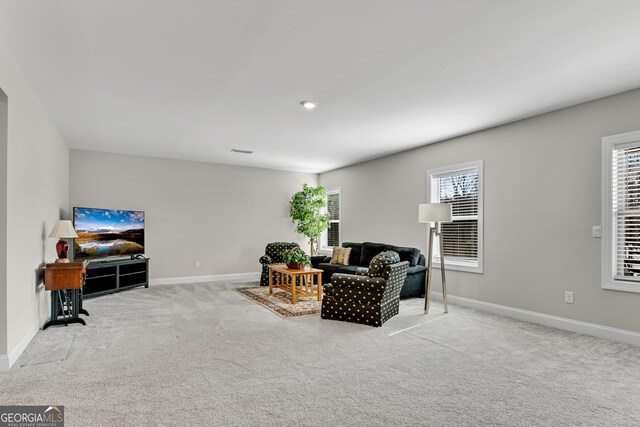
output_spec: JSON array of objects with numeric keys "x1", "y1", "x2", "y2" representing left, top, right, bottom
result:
[{"x1": 235, "y1": 286, "x2": 322, "y2": 319}]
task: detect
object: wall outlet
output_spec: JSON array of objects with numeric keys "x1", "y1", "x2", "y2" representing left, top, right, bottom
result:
[
  {"x1": 592, "y1": 226, "x2": 602, "y2": 238},
  {"x1": 564, "y1": 291, "x2": 574, "y2": 304},
  {"x1": 195, "y1": 260, "x2": 200, "y2": 268}
]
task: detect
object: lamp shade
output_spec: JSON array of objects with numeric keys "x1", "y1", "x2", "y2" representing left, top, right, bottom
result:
[
  {"x1": 418, "y1": 203, "x2": 453, "y2": 223},
  {"x1": 48, "y1": 220, "x2": 79, "y2": 239}
]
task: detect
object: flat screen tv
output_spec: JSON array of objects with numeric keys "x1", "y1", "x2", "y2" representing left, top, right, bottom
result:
[{"x1": 73, "y1": 207, "x2": 145, "y2": 259}]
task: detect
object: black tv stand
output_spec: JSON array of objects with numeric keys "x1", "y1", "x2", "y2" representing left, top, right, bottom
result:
[{"x1": 83, "y1": 258, "x2": 150, "y2": 298}]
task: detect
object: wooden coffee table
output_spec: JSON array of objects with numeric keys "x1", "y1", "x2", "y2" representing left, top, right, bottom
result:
[{"x1": 268, "y1": 264, "x2": 323, "y2": 304}]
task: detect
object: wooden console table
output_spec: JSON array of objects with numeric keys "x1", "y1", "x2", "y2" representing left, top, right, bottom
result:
[
  {"x1": 268, "y1": 264, "x2": 323, "y2": 304},
  {"x1": 42, "y1": 262, "x2": 89, "y2": 329}
]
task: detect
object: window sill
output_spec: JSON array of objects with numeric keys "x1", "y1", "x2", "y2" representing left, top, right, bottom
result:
[
  {"x1": 602, "y1": 281, "x2": 640, "y2": 294},
  {"x1": 432, "y1": 262, "x2": 483, "y2": 274}
]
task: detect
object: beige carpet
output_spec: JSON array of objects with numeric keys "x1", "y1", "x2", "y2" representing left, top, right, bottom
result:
[
  {"x1": 4, "y1": 281, "x2": 640, "y2": 426},
  {"x1": 235, "y1": 286, "x2": 321, "y2": 318}
]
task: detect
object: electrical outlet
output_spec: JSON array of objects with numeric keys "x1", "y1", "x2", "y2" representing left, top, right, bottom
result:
[
  {"x1": 564, "y1": 291, "x2": 574, "y2": 304},
  {"x1": 195, "y1": 260, "x2": 200, "y2": 268},
  {"x1": 592, "y1": 226, "x2": 602, "y2": 238}
]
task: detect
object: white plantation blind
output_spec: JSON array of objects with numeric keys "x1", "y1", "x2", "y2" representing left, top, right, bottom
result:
[
  {"x1": 321, "y1": 188, "x2": 341, "y2": 251},
  {"x1": 612, "y1": 143, "x2": 640, "y2": 282},
  {"x1": 327, "y1": 192, "x2": 340, "y2": 247},
  {"x1": 428, "y1": 161, "x2": 483, "y2": 273},
  {"x1": 602, "y1": 131, "x2": 640, "y2": 293}
]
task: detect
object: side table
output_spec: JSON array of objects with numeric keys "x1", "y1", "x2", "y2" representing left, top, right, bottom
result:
[
  {"x1": 268, "y1": 264, "x2": 323, "y2": 304},
  {"x1": 42, "y1": 261, "x2": 89, "y2": 329}
]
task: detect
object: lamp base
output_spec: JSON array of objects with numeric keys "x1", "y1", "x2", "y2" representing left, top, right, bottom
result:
[{"x1": 55, "y1": 239, "x2": 70, "y2": 263}]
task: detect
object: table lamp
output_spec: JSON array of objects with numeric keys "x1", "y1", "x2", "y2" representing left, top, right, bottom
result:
[
  {"x1": 48, "y1": 220, "x2": 79, "y2": 263},
  {"x1": 418, "y1": 203, "x2": 452, "y2": 314}
]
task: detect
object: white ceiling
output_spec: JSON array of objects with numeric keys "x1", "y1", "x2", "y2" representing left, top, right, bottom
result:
[{"x1": 2, "y1": 1, "x2": 640, "y2": 173}]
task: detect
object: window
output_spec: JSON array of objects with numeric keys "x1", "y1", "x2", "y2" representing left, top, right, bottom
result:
[
  {"x1": 321, "y1": 187, "x2": 341, "y2": 252},
  {"x1": 602, "y1": 130, "x2": 640, "y2": 293},
  {"x1": 427, "y1": 160, "x2": 483, "y2": 273}
]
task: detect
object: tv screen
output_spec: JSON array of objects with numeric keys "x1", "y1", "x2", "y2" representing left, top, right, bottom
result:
[{"x1": 73, "y1": 207, "x2": 145, "y2": 259}]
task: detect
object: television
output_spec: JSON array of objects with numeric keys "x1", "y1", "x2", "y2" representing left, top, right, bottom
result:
[{"x1": 73, "y1": 207, "x2": 145, "y2": 259}]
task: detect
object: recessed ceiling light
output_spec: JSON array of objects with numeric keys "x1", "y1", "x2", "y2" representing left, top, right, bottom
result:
[
  {"x1": 230, "y1": 149, "x2": 253, "y2": 154},
  {"x1": 300, "y1": 100, "x2": 318, "y2": 110}
]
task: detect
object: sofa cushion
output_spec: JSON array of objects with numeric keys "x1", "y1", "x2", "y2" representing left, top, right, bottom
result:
[
  {"x1": 385, "y1": 244, "x2": 420, "y2": 266},
  {"x1": 361, "y1": 242, "x2": 386, "y2": 266},
  {"x1": 330, "y1": 247, "x2": 352, "y2": 265},
  {"x1": 342, "y1": 242, "x2": 362, "y2": 266},
  {"x1": 318, "y1": 263, "x2": 360, "y2": 282},
  {"x1": 368, "y1": 251, "x2": 401, "y2": 277}
]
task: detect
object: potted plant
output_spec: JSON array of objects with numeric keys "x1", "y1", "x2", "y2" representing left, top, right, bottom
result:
[
  {"x1": 281, "y1": 247, "x2": 311, "y2": 270},
  {"x1": 289, "y1": 184, "x2": 330, "y2": 255}
]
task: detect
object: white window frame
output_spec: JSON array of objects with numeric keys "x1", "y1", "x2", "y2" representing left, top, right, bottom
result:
[
  {"x1": 602, "y1": 130, "x2": 640, "y2": 293},
  {"x1": 319, "y1": 186, "x2": 341, "y2": 254},
  {"x1": 427, "y1": 160, "x2": 484, "y2": 273}
]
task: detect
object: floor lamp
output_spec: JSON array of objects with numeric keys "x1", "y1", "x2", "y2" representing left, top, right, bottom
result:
[{"x1": 418, "y1": 203, "x2": 452, "y2": 314}]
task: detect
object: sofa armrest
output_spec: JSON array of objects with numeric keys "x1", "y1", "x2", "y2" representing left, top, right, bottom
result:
[
  {"x1": 259, "y1": 255, "x2": 272, "y2": 265},
  {"x1": 406, "y1": 265, "x2": 427, "y2": 275},
  {"x1": 331, "y1": 273, "x2": 386, "y2": 292},
  {"x1": 417, "y1": 253, "x2": 426, "y2": 267},
  {"x1": 311, "y1": 255, "x2": 327, "y2": 269},
  {"x1": 355, "y1": 267, "x2": 369, "y2": 276}
]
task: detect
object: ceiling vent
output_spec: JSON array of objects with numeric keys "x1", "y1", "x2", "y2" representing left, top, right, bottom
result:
[{"x1": 230, "y1": 149, "x2": 254, "y2": 154}]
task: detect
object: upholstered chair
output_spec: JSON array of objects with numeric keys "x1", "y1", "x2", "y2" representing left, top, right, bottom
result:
[
  {"x1": 321, "y1": 251, "x2": 409, "y2": 326},
  {"x1": 259, "y1": 242, "x2": 300, "y2": 286}
]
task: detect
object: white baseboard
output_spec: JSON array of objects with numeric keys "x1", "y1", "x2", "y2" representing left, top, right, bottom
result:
[
  {"x1": 431, "y1": 293, "x2": 640, "y2": 347},
  {"x1": 0, "y1": 321, "x2": 41, "y2": 371},
  {"x1": 150, "y1": 272, "x2": 260, "y2": 286}
]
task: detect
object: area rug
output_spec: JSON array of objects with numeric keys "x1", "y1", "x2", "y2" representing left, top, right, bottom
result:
[{"x1": 235, "y1": 286, "x2": 321, "y2": 319}]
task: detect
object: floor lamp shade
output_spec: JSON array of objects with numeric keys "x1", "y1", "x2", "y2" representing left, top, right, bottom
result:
[{"x1": 418, "y1": 203, "x2": 452, "y2": 223}]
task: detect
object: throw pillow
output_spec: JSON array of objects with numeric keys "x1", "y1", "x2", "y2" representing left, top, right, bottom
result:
[
  {"x1": 368, "y1": 251, "x2": 400, "y2": 277},
  {"x1": 330, "y1": 247, "x2": 352, "y2": 265}
]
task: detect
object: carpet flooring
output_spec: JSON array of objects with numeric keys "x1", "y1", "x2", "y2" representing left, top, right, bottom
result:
[
  {"x1": 235, "y1": 286, "x2": 321, "y2": 318},
  {"x1": 2, "y1": 281, "x2": 640, "y2": 426}
]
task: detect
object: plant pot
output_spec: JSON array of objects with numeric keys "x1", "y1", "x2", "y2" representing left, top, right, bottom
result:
[{"x1": 287, "y1": 262, "x2": 305, "y2": 270}]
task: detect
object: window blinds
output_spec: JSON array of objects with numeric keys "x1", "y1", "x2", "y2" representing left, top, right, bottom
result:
[
  {"x1": 433, "y1": 169, "x2": 479, "y2": 265},
  {"x1": 612, "y1": 144, "x2": 640, "y2": 281},
  {"x1": 327, "y1": 192, "x2": 340, "y2": 247}
]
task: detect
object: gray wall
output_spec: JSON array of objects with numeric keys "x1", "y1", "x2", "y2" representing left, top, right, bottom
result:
[
  {"x1": 0, "y1": 89, "x2": 6, "y2": 356},
  {"x1": 69, "y1": 150, "x2": 317, "y2": 279},
  {"x1": 0, "y1": 41, "x2": 69, "y2": 356},
  {"x1": 320, "y1": 88, "x2": 640, "y2": 333}
]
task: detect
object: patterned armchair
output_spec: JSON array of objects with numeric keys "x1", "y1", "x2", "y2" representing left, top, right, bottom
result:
[
  {"x1": 259, "y1": 242, "x2": 300, "y2": 286},
  {"x1": 321, "y1": 251, "x2": 409, "y2": 327}
]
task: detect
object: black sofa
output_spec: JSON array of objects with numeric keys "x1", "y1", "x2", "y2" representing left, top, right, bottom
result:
[{"x1": 314, "y1": 242, "x2": 427, "y2": 298}]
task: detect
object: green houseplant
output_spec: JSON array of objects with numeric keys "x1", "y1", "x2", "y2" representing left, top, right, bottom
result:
[
  {"x1": 288, "y1": 184, "x2": 330, "y2": 255},
  {"x1": 280, "y1": 247, "x2": 311, "y2": 270}
]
